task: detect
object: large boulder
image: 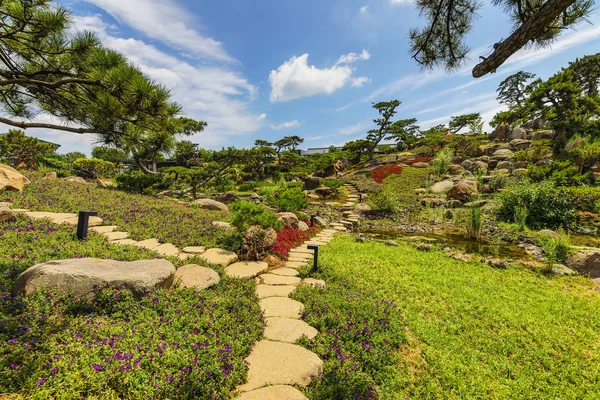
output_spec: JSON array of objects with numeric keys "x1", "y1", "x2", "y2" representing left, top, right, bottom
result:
[
  {"x1": 447, "y1": 164, "x2": 465, "y2": 175},
  {"x1": 493, "y1": 149, "x2": 514, "y2": 160},
  {"x1": 278, "y1": 212, "x2": 300, "y2": 229},
  {"x1": 303, "y1": 177, "x2": 322, "y2": 190},
  {"x1": 430, "y1": 180, "x2": 454, "y2": 194},
  {"x1": 493, "y1": 123, "x2": 510, "y2": 140},
  {"x1": 0, "y1": 205, "x2": 16, "y2": 223},
  {"x1": 496, "y1": 161, "x2": 513, "y2": 171},
  {"x1": 565, "y1": 248, "x2": 600, "y2": 278},
  {"x1": 0, "y1": 164, "x2": 30, "y2": 192},
  {"x1": 533, "y1": 130, "x2": 556, "y2": 141},
  {"x1": 315, "y1": 187, "x2": 338, "y2": 198},
  {"x1": 214, "y1": 192, "x2": 238, "y2": 204},
  {"x1": 12, "y1": 258, "x2": 175, "y2": 298},
  {"x1": 510, "y1": 139, "x2": 531, "y2": 150},
  {"x1": 447, "y1": 180, "x2": 478, "y2": 202},
  {"x1": 470, "y1": 161, "x2": 488, "y2": 172},
  {"x1": 43, "y1": 171, "x2": 57, "y2": 179},
  {"x1": 192, "y1": 198, "x2": 228, "y2": 212},
  {"x1": 509, "y1": 127, "x2": 526, "y2": 140},
  {"x1": 63, "y1": 176, "x2": 87, "y2": 184},
  {"x1": 461, "y1": 160, "x2": 473, "y2": 170},
  {"x1": 313, "y1": 216, "x2": 329, "y2": 227}
]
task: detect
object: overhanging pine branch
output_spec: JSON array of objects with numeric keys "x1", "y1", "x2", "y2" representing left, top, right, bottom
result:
[
  {"x1": 0, "y1": 115, "x2": 103, "y2": 134},
  {"x1": 472, "y1": 0, "x2": 576, "y2": 78}
]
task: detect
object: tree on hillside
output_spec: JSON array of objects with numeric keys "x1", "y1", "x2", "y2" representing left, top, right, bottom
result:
[
  {"x1": 92, "y1": 146, "x2": 130, "y2": 165},
  {"x1": 343, "y1": 139, "x2": 371, "y2": 164},
  {"x1": 0, "y1": 0, "x2": 204, "y2": 151},
  {"x1": 566, "y1": 53, "x2": 600, "y2": 98},
  {"x1": 448, "y1": 113, "x2": 482, "y2": 133},
  {"x1": 389, "y1": 118, "x2": 421, "y2": 150},
  {"x1": 409, "y1": 0, "x2": 594, "y2": 77},
  {"x1": 497, "y1": 71, "x2": 540, "y2": 107},
  {"x1": 0, "y1": 129, "x2": 56, "y2": 168},
  {"x1": 254, "y1": 139, "x2": 272, "y2": 148},
  {"x1": 172, "y1": 140, "x2": 200, "y2": 166},
  {"x1": 366, "y1": 100, "x2": 402, "y2": 159},
  {"x1": 273, "y1": 136, "x2": 304, "y2": 163}
]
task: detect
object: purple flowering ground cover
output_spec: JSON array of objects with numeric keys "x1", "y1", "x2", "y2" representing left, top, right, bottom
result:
[
  {"x1": 2, "y1": 177, "x2": 230, "y2": 248},
  {"x1": 0, "y1": 215, "x2": 264, "y2": 398}
]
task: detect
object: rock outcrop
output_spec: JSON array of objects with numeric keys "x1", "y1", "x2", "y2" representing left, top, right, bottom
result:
[
  {"x1": 192, "y1": 198, "x2": 229, "y2": 212},
  {"x1": 0, "y1": 164, "x2": 30, "y2": 192}
]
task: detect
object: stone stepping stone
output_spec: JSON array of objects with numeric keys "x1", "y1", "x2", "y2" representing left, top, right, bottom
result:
[
  {"x1": 259, "y1": 274, "x2": 302, "y2": 286},
  {"x1": 284, "y1": 261, "x2": 308, "y2": 269},
  {"x1": 237, "y1": 385, "x2": 308, "y2": 400},
  {"x1": 103, "y1": 231, "x2": 129, "y2": 241},
  {"x1": 226, "y1": 261, "x2": 268, "y2": 278},
  {"x1": 174, "y1": 264, "x2": 220, "y2": 290},
  {"x1": 111, "y1": 239, "x2": 138, "y2": 246},
  {"x1": 200, "y1": 248, "x2": 238, "y2": 267},
  {"x1": 333, "y1": 226, "x2": 347, "y2": 231},
  {"x1": 11, "y1": 208, "x2": 30, "y2": 212},
  {"x1": 237, "y1": 340, "x2": 323, "y2": 392},
  {"x1": 182, "y1": 246, "x2": 206, "y2": 254},
  {"x1": 177, "y1": 253, "x2": 190, "y2": 261},
  {"x1": 302, "y1": 278, "x2": 326, "y2": 288},
  {"x1": 270, "y1": 268, "x2": 299, "y2": 277},
  {"x1": 134, "y1": 238, "x2": 161, "y2": 250},
  {"x1": 91, "y1": 225, "x2": 118, "y2": 234},
  {"x1": 304, "y1": 241, "x2": 326, "y2": 246},
  {"x1": 288, "y1": 256, "x2": 311, "y2": 263},
  {"x1": 264, "y1": 317, "x2": 318, "y2": 343},
  {"x1": 154, "y1": 243, "x2": 179, "y2": 257},
  {"x1": 255, "y1": 285, "x2": 296, "y2": 299},
  {"x1": 260, "y1": 297, "x2": 304, "y2": 319},
  {"x1": 289, "y1": 247, "x2": 314, "y2": 254}
]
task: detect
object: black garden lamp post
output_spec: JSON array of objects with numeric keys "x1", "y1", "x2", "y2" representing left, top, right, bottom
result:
[{"x1": 77, "y1": 211, "x2": 98, "y2": 240}]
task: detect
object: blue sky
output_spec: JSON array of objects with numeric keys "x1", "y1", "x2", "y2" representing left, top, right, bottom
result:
[{"x1": 10, "y1": 0, "x2": 600, "y2": 154}]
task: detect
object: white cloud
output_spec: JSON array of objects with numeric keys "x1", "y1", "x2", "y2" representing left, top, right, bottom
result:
[
  {"x1": 390, "y1": 0, "x2": 413, "y2": 5},
  {"x1": 339, "y1": 122, "x2": 366, "y2": 136},
  {"x1": 351, "y1": 76, "x2": 371, "y2": 87},
  {"x1": 419, "y1": 98, "x2": 500, "y2": 129},
  {"x1": 257, "y1": 113, "x2": 267, "y2": 121},
  {"x1": 71, "y1": 15, "x2": 261, "y2": 150},
  {"x1": 416, "y1": 92, "x2": 498, "y2": 115},
  {"x1": 336, "y1": 49, "x2": 371, "y2": 65},
  {"x1": 270, "y1": 120, "x2": 303, "y2": 130},
  {"x1": 269, "y1": 51, "x2": 370, "y2": 102},
  {"x1": 360, "y1": 5, "x2": 368, "y2": 13},
  {"x1": 83, "y1": 0, "x2": 235, "y2": 62}
]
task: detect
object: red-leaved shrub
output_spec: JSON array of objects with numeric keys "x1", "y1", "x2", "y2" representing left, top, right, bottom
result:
[
  {"x1": 404, "y1": 157, "x2": 434, "y2": 165},
  {"x1": 372, "y1": 164, "x2": 403, "y2": 184},
  {"x1": 271, "y1": 223, "x2": 319, "y2": 259}
]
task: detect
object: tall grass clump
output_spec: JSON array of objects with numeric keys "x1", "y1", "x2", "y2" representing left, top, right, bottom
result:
[
  {"x1": 538, "y1": 229, "x2": 572, "y2": 272},
  {"x1": 430, "y1": 147, "x2": 454, "y2": 177}
]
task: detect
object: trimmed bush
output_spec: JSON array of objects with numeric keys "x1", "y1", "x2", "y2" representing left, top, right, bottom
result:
[{"x1": 230, "y1": 201, "x2": 282, "y2": 232}]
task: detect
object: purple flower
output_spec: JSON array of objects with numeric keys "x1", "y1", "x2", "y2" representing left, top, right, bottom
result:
[
  {"x1": 10, "y1": 364, "x2": 18, "y2": 369},
  {"x1": 92, "y1": 364, "x2": 103, "y2": 371},
  {"x1": 36, "y1": 377, "x2": 48, "y2": 386},
  {"x1": 120, "y1": 363, "x2": 132, "y2": 372},
  {"x1": 76, "y1": 332, "x2": 82, "y2": 339}
]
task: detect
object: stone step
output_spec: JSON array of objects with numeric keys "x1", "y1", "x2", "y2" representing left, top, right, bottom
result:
[
  {"x1": 288, "y1": 248, "x2": 314, "y2": 255},
  {"x1": 270, "y1": 267, "x2": 299, "y2": 277},
  {"x1": 255, "y1": 285, "x2": 296, "y2": 299},
  {"x1": 199, "y1": 248, "x2": 238, "y2": 267},
  {"x1": 288, "y1": 256, "x2": 312, "y2": 263},
  {"x1": 264, "y1": 317, "x2": 317, "y2": 343},
  {"x1": 111, "y1": 239, "x2": 138, "y2": 246},
  {"x1": 237, "y1": 340, "x2": 323, "y2": 392},
  {"x1": 174, "y1": 264, "x2": 220, "y2": 290},
  {"x1": 259, "y1": 274, "x2": 302, "y2": 286},
  {"x1": 225, "y1": 261, "x2": 268, "y2": 278},
  {"x1": 182, "y1": 246, "x2": 206, "y2": 254},
  {"x1": 134, "y1": 238, "x2": 161, "y2": 250},
  {"x1": 302, "y1": 278, "x2": 326, "y2": 288},
  {"x1": 91, "y1": 225, "x2": 118, "y2": 234},
  {"x1": 154, "y1": 243, "x2": 179, "y2": 257},
  {"x1": 103, "y1": 231, "x2": 129, "y2": 241},
  {"x1": 237, "y1": 385, "x2": 308, "y2": 400},
  {"x1": 284, "y1": 261, "x2": 309, "y2": 269},
  {"x1": 260, "y1": 297, "x2": 305, "y2": 319}
]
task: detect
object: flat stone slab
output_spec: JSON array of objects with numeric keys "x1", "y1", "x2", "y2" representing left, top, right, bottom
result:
[
  {"x1": 24, "y1": 211, "x2": 102, "y2": 226},
  {"x1": 177, "y1": 253, "x2": 190, "y2": 261},
  {"x1": 182, "y1": 246, "x2": 206, "y2": 254},
  {"x1": 225, "y1": 261, "x2": 268, "y2": 278},
  {"x1": 91, "y1": 225, "x2": 118, "y2": 234},
  {"x1": 238, "y1": 340, "x2": 323, "y2": 392},
  {"x1": 103, "y1": 231, "x2": 129, "y2": 241},
  {"x1": 260, "y1": 297, "x2": 304, "y2": 319},
  {"x1": 255, "y1": 284, "x2": 296, "y2": 299},
  {"x1": 111, "y1": 239, "x2": 138, "y2": 246},
  {"x1": 134, "y1": 238, "x2": 161, "y2": 250},
  {"x1": 288, "y1": 248, "x2": 314, "y2": 255},
  {"x1": 288, "y1": 257, "x2": 311, "y2": 264},
  {"x1": 200, "y1": 248, "x2": 238, "y2": 267},
  {"x1": 259, "y1": 274, "x2": 302, "y2": 286},
  {"x1": 174, "y1": 264, "x2": 220, "y2": 289},
  {"x1": 284, "y1": 261, "x2": 308, "y2": 269},
  {"x1": 302, "y1": 278, "x2": 326, "y2": 288},
  {"x1": 237, "y1": 385, "x2": 308, "y2": 400},
  {"x1": 154, "y1": 243, "x2": 179, "y2": 257},
  {"x1": 12, "y1": 258, "x2": 175, "y2": 298},
  {"x1": 264, "y1": 317, "x2": 318, "y2": 343},
  {"x1": 270, "y1": 268, "x2": 299, "y2": 277}
]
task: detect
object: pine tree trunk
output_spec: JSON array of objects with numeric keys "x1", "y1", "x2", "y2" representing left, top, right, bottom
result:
[{"x1": 472, "y1": 0, "x2": 577, "y2": 78}]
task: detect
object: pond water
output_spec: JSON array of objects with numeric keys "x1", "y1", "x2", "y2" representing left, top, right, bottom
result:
[{"x1": 359, "y1": 226, "x2": 529, "y2": 260}]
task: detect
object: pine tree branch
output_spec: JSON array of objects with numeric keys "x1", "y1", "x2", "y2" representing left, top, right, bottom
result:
[
  {"x1": 0, "y1": 116, "x2": 103, "y2": 134},
  {"x1": 472, "y1": 0, "x2": 577, "y2": 78},
  {"x1": 0, "y1": 77, "x2": 100, "y2": 88}
]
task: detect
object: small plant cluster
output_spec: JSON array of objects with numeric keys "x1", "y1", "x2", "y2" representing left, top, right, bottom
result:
[
  {"x1": 3, "y1": 178, "x2": 229, "y2": 249},
  {"x1": 270, "y1": 225, "x2": 319, "y2": 259},
  {"x1": 372, "y1": 164, "x2": 403, "y2": 184},
  {"x1": 292, "y1": 278, "x2": 405, "y2": 399},
  {"x1": 265, "y1": 186, "x2": 308, "y2": 212},
  {"x1": 430, "y1": 147, "x2": 454, "y2": 177},
  {"x1": 73, "y1": 158, "x2": 116, "y2": 180},
  {"x1": 0, "y1": 215, "x2": 264, "y2": 399}
]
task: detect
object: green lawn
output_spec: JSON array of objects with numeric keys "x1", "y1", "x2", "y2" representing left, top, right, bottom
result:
[{"x1": 304, "y1": 236, "x2": 600, "y2": 399}]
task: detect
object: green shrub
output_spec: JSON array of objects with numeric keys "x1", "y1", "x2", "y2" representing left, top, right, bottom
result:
[
  {"x1": 495, "y1": 180, "x2": 575, "y2": 229},
  {"x1": 237, "y1": 181, "x2": 257, "y2": 192},
  {"x1": 412, "y1": 145, "x2": 435, "y2": 157},
  {"x1": 529, "y1": 161, "x2": 590, "y2": 186},
  {"x1": 538, "y1": 229, "x2": 572, "y2": 271},
  {"x1": 230, "y1": 200, "x2": 282, "y2": 232},
  {"x1": 563, "y1": 186, "x2": 600, "y2": 211},
  {"x1": 514, "y1": 203, "x2": 529, "y2": 231},
  {"x1": 266, "y1": 187, "x2": 308, "y2": 212},
  {"x1": 73, "y1": 158, "x2": 116, "y2": 179},
  {"x1": 370, "y1": 185, "x2": 400, "y2": 212},
  {"x1": 257, "y1": 185, "x2": 278, "y2": 196},
  {"x1": 322, "y1": 179, "x2": 345, "y2": 189},
  {"x1": 115, "y1": 171, "x2": 163, "y2": 194},
  {"x1": 430, "y1": 147, "x2": 454, "y2": 177}
]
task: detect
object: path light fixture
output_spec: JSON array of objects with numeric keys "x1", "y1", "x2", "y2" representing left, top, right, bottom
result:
[
  {"x1": 307, "y1": 244, "x2": 319, "y2": 272},
  {"x1": 359, "y1": 193, "x2": 363, "y2": 203},
  {"x1": 77, "y1": 211, "x2": 98, "y2": 240},
  {"x1": 310, "y1": 214, "x2": 318, "y2": 226}
]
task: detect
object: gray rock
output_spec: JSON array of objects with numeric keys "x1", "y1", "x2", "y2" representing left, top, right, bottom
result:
[
  {"x1": 278, "y1": 212, "x2": 300, "y2": 229},
  {"x1": 496, "y1": 161, "x2": 513, "y2": 171},
  {"x1": 421, "y1": 198, "x2": 446, "y2": 207},
  {"x1": 430, "y1": 180, "x2": 454, "y2": 194},
  {"x1": 385, "y1": 240, "x2": 399, "y2": 246},
  {"x1": 192, "y1": 198, "x2": 228, "y2": 212},
  {"x1": 461, "y1": 159, "x2": 473, "y2": 170},
  {"x1": 493, "y1": 149, "x2": 514, "y2": 159},
  {"x1": 447, "y1": 164, "x2": 465, "y2": 175},
  {"x1": 303, "y1": 177, "x2": 321, "y2": 190},
  {"x1": 510, "y1": 127, "x2": 526, "y2": 140},
  {"x1": 510, "y1": 139, "x2": 532, "y2": 150},
  {"x1": 552, "y1": 264, "x2": 576, "y2": 276},
  {"x1": 533, "y1": 130, "x2": 556, "y2": 141},
  {"x1": 0, "y1": 205, "x2": 16, "y2": 222},
  {"x1": 566, "y1": 249, "x2": 600, "y2": 278},
  {"x1": 447, "y1": 180, "x2": 478, "y2": 202},
  {"x1": 493, "y1": 123, "x2": 510, "y2": 140},
  {"x1": 12, "y1": 258, "x2": 175, "y2": 298},
  {"x1": 313, "y1": 216, "x2": 329, "y2": 227}
]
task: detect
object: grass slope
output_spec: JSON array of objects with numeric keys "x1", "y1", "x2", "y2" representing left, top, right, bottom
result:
[
  {"x1": 309, "y1": 236, "x2": 600, "y2": 399},
  {"x1": 2, "y1": 178, "x2": 229, "y2": 248}
]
